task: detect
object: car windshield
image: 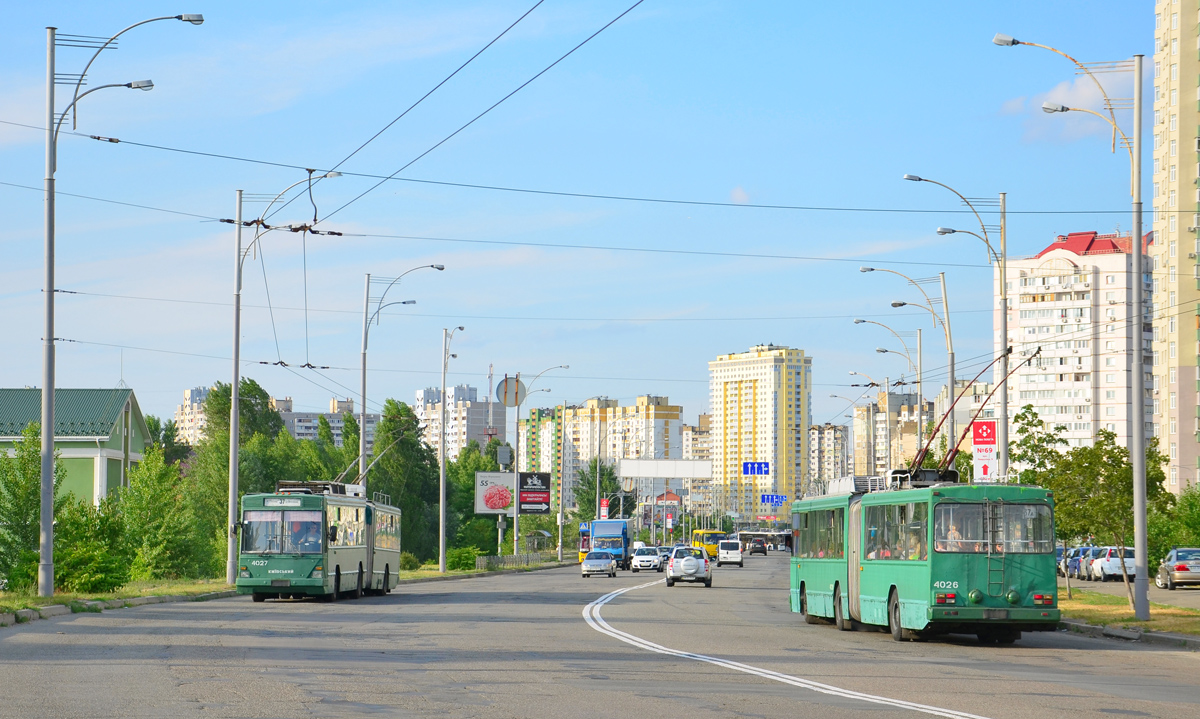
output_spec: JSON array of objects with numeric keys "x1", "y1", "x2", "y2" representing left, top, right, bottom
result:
[
  {"x1": 634, "y1": 548, "x2": 656, "y2": 556},
  {"x1": 933, "y1": 502, "x2": 1053, "y2": 554},
  {"x1": 585, "y1": 552, "x2": 611, "y2": 561},
  {"x1": 1176, "y1": 549, "x2": 1200, "y2": 561}
]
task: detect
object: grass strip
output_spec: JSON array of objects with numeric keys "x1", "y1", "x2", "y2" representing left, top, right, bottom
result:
[{"x1": 1058, "y1": 588, "x2": 1200, "y2": 636}]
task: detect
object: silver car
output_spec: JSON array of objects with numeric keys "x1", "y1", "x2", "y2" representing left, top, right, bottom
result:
[
  {"x1": 1155, "y1": 547, "x2": 1200, "y2": 590},
  {"x1": 666, "y1": 546, "x2": 711, "y2": 587},
  {"x1": 631, "y1": 547, "x2": 663, "y2": 573},
  {"x1": 581, "y1": 551, "x2": 617, "y2": 578}
]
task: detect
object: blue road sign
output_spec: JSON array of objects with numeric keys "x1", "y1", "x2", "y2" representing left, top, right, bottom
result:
[
  {"x1": 742, "y1": 461, "x2": 770, "y2": 476},
  {"x1": 761, "y1": 494, "x2": 788, "y2": 506}
]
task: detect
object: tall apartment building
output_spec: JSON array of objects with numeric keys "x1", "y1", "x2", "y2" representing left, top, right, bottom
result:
[
  {"x1": 1152, "y1": 0, "x2": 1199, "y2": 493},
  {"x1": 933, "y1": 380, "x2": 995, "y2": 444},
  {"x1": 681, "y1": 414, "x2": 712, "y2": 461},
  {"x1": 808, "y1": 423, "x2": 848, "y2": 488},
  {"x1": 709, "y1": 345, "x2": 811, "y2": 518},
  {"x1": 517, "y1": 396, "x2": 681, "y2": 510},
  {"x1": 272, "y1": 397, "x2": 379, "y2": 453},
  {"x1": 998, "y1": 232, "x2": 1151, "y2": 461},
  {"x1": 852, "y1": 390, "x2": 932, "y2": 476},
  {"x1": 173, "y1": 386, "x2": 210, "y2": 445},
  {"x1": 414, "y1": 385, "x2": 506, "y2": 462}
]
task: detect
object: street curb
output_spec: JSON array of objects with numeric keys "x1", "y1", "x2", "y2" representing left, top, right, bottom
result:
[
  {"x1": 1060, "y1": 618, "x2": 1200, "y2": 650},
  {"x1": 0, "y1": 588, "x2": 237, "y2": 631}
]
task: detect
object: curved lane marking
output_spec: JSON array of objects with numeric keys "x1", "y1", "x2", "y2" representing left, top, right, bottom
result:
[{"x1": 582, "y1": 580, "x2": 992, "y2": 719}]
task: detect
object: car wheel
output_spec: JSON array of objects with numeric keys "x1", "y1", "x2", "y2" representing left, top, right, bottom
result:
[
  {"x1": 717, "y1": 562, "x2": 722, "y2": 568},
  {"x1": 704, "y1": 578, "x2": 712, "y2": 588},
  {"x1": 888, "y1": 591, "x2": 904, "y2": 642},
  {"x1": 666, "y1": 578, "x2": 675, "y2": 587},
  {"x1": 1167, "y1": 574, "x2": 1176, "y2": 591},
  {"x1": 252, "y1": 593, "x2": 266, "y2": 603},
  {"x1": 633, "y1": 567, "x2": 639, "y2": 573},
  {"x1": 1098, "y1": 569, "x2": 1107, "y2": 583},
  {"x1": 1155, "y1": 572, "x2": 1165, "y2": 589},
  {"x1": 738, "y1": 562, "x2": 743, "y2": 568}
]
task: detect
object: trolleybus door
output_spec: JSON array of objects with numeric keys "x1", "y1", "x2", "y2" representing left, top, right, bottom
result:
[
  {"x1": 364, "y1": 504, "x2": 375, "y2": 590},
  {"x1": 847, "y1": 497, "x2": 863, "y2": 622}
]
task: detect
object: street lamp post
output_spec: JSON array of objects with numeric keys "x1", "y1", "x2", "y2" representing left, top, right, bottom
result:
[
  {"x1": 997, "y1": 34, "x2": 1148, "y2": 620},
  {"x1": 41, "y1": 16, "x2": 202, "y2": 597},
  {"x1": 227, "y1": 172, "x2": 342, "y2": 585},
  {"x1": 360, "y1": 265, "x2": 444, "y2": 486},
  {"x1": 888, "y1": 272, "x2": 954, "y2": 453},
  {"x1": 439, "y1": 326, "x2": 465, "y2": 573}
]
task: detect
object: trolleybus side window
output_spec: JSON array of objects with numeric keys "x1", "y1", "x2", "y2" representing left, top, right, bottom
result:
[
  {"x1": 283, "y1": 510, "x2": 323, "y2": 553},
  {"x1": 933, "y1": 503, "x2": 1053, "y2": 553},
  {"x1": 864, "y1": 503, "x2": 927, "y2": 560},
  {"x1": 243, "y1": 510, "x2": 281, "y2": 553},
  {"x1": 796, "y1": 509, "x2": 844, "y2": 558}
]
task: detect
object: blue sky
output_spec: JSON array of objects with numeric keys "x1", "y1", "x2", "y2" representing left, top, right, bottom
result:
[{"x1": 0, "y1": 1, "x2": 1149, "y2": 439}]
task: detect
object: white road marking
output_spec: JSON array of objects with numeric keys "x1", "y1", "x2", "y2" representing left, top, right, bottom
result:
[{"x1": 582, "y1": 580, "x2": 992, "y2": 719}]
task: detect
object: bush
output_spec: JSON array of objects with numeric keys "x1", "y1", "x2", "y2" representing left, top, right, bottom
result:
[
  {"x1": 447, "y1": 546, "x2": 480, "y2": 571},
  {"x1": 399, "y1": 552, "x2": 420, "y2": 571},
  {"x1": 55, "y1": 497, "x2": 129, "y2": 593}
]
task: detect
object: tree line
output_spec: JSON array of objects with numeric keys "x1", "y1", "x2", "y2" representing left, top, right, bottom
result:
[{"x1": 0, "y1": 377, "x2": 527, "y2": 592}]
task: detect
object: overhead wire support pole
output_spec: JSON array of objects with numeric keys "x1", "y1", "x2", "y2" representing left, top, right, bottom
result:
[{"x1": 226, "y1": 190, "x2": 243, "y2": 586}]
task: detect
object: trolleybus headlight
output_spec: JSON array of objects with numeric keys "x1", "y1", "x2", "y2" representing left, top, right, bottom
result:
[
  {"x1": 1005, "y1": 590, "x2": 1020, "y2": 605},
  {"x1": 310, "y1": 566, "x2": 323, "y2": 579},
  {"x1": 968, "y1": 589, "x2": 983, "y2": 604},
  {"x1": 239, "y1": 566, "x2": 251, "y2": 578}
]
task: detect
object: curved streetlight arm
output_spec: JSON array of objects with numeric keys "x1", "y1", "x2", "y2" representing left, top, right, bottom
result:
[
  {"x1": 70, "y1": 15, "x2": 202, "y2": 130},
  {"x1": 240, "y1": 175, "x2": 335, "y2": 268},
  {"x1": 877, "y1": 347, "x2": 916, "y2": 373},
  {"x1": 373, "y1": 264, "x2": 444, "y2": 327},
  {"x1": 526, "y1": 364, "x2": 569, "y2": 391},
  {"x1": 892, "y1": 301, "x2": 951, "y2": 351},
  {"x1": 854, "y1": 318, "x2": 912, "y2": 357},
  {"x1": 909, "y1": 176, "x2": 990, "y2": 246},
  {"x1": 862, "y1": 266, "x2": 939, "y2": 327},
  {"x1": 848, "y1": 370, "x2": 879, "y2": 387},
  {"x1": 939, "y1": 228, "x2": 999, "y2": 265},
  {"x1": 367, "y1": 299, "x2": 416, "y2": 327},
  {"x1": 1045, "y1": 104, "x2": 1135, "y2": 192},
  {"x1": 53, "y1": 83, "x2": 143, "y2": 143}
]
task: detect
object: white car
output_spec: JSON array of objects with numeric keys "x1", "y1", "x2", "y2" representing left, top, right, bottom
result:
[
  {"x1": 631, "y1": 547, "x2": 663, "y2": 573},
  {"x1": 1090, "y1": 547, "x2": 1135, "y2": 582},
  {"x1": 666, "y1": 546, "x2": 712, "y2": 587},
  {"x1": 716, "y1": 540, "x2": 743, "y2": 568},
  {"x1": 581, "y1": 551, "x2": 617, "y2": 578}
]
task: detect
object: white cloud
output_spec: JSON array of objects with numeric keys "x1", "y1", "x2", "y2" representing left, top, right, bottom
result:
[
  {"x1": 730, "y1": 186, "x2": 750, "y2": 204},
  {"x1": 1003, "y1": 72, "x2": 1135, "y2": 145}
]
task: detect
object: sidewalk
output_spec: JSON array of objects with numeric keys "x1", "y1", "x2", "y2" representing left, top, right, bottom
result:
[{"x1": 1058, "y1": 577, "x2": 1200, "y2": 611}]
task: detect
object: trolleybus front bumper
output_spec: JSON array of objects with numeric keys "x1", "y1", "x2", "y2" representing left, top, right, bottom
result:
[{"x1": 236, "y1": 578, "x2": 327, "y2": 596}]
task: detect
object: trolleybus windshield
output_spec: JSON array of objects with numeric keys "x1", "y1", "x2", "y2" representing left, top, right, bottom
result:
[
  {"x1": 242, "y1": 509, "x2": 324, "y2": 554},
  {"x1": 933, "y1": 503, "x2": 1052, "y2": 554}
]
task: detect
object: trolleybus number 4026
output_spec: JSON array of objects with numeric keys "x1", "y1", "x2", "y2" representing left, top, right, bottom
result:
[{"x1": 933, "y1": 581, "x2": 959, "y2": 589}]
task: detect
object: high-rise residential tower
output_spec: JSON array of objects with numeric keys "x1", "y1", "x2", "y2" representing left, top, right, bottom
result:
[
  {"x1": 709, "y1": 345, "x2": 811, "y2": 517},
  {"x1": 1152, "y1": 0, "x2": 1198, "y2": 493}
]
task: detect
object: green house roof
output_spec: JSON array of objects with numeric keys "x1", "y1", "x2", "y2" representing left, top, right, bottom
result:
[{"x1": 0, "y1": 388, "x2": 149, "y2": 440}]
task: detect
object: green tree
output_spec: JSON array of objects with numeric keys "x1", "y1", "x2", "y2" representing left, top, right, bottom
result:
[
  {"x1": 370, "y1": 400, "x2": 439, "y2": 561},
  {"x1": 55, "y1": 496, "x2": 130, "y2": 592},
  {"x1": 203, "y1": 378, "x2": 284, "y2": 443},
  {"x1": 446, "y1": 439, "x2": 501, "y2": 554},
  {"x1": 569, "y1": 458, "x2": 622, "y2": 524},
  {"x1": 0, "y1": 423, "x2": 67, "y2": 583},
  {"x1": 124, "y1": 446, "x2": 202, "y2": 579},
  {"x1": 145, "y1": 415, "x2": 190, "y2": 465},
  {"x1": 1009, "y1": 405, "x2": 1067, "y2": 487}
]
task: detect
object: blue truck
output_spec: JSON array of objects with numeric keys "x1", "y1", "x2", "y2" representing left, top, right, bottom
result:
[{"x1": 590, "y1": 519, "x2": 631, "y2": 570}]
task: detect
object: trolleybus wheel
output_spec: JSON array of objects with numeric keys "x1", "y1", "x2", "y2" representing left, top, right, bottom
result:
[
  {"x1": 800, "y1": 586, "x2": 821, "y2": 625},
  {"x1": 888, "y1": 591, "x2": 904, "y2": 642},
  {"x1": 833, "y1": 586, "x2": 850, "y2": 631},
  {"x1": 252, "y1": 593, "x2": 265, "y2": 603},
  {"x1": 354, "y1": 566, "x2": 363, "y2": 599},
  {"x1": 995, "y1": 629, "x2": 1020, "y2": 644},
  {"x1": 384, "y1": 565, "x2": 390, "y2": 594}
]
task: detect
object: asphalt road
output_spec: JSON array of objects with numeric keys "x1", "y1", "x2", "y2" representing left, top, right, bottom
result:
[{"x1": 2, "y1": 555, "x2": 1198, "y2": 718}]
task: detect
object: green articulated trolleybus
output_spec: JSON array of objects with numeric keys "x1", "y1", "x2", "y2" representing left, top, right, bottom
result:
[
  {"x1": 790, "y1": 468, "x2": 1060, "y2": 643},
  {"x1": 236, "y1": 481, "x2": 402, "y2": 602}
]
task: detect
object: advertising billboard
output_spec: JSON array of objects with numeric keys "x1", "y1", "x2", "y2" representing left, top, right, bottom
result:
[{"x1": 474, "y1": 471, "x2": 515, "y2": 516}]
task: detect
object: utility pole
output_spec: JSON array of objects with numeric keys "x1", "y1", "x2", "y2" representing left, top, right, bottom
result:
[
  {"x1": 940, "y1": 272, "x2": 956, "y2": 454},
  {"x1": 884, "y1": 377, "x2": 892, "y2": 470},
  {"x1": 998, "y1": 193, "x2": 1009, "y2": 478},
  {"x1": 917, "y1": 328, "x2": 924, "y2": 454},
  {"x1": 1131, "y1": 54, "x2": 1149, "y2": 621},
  {"x1": 226, "y1": 190, "x2": 243, "y2": 586},
  {"x1": 438, "y1": 329, "x2": 449, "y2": 573},
  {"x1": 359, "y1": 274, "x2": 370, "y2": 485}
]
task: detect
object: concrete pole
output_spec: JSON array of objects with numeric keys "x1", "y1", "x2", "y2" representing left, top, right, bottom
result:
[
  {"x1": 917, "y1": 328, "x2": 924, "y2": 454},
  {"x1": 1131, "y1": 54, "x2": 1149, "y2": 620},
  {"x1": 226, "y1": 190, "x2": 243, "y2": 586},
  {"x1": 940, "y1": 272, "x2": 956, "y2": 460},
  {"x1": 557, "y1": 404, "x2": 564, "y2": 562},
  {"x1": 884, "y1": 377, "x2": 892, "y2": 470},
  {"x1": 438, "y1": 329, "x2": 448, "y2": 573},
  {"x1": 359, "y1": 274, "x2": 370, "y2": 485},
  {"x1": 39, "y1": 27, "x2": 57, "y2": 598},
  {"x1": 513, "y1": 373, "x2": 522, "y2": 555},
  {"x1": 998, "y1": 193, "x2": 1010, "y2": 478}
]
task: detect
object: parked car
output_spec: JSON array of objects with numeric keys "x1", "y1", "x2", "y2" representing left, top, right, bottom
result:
[
  {"x1": 1055, "y1": 546, "x2": 1066, "y2": 576},
  {"x1": 581, "y1": 551, "x2": 618, "y2": 578},
  {"x1": 716, "y1": 540, "x2": 743, "y2": 568},
  {"x1": 1062, "y1": 546, "x2": 1087, "y2": 578},
  {"x1": 748, "y1": 538, "x2": 767, "y2": 556},
  {"x1": 1069, "y1": 546, "x2": 1099, "y2": 580},
  {"x1": 631, "y1": 547, "x2": 663, "y2": 573},
  {"x1": 1155, "y1": 547, "x2": 1200, "y2": 590},
  {"x1": 666, "y1": 546, "x2": 712, "y2": 587},
  {"x1": 1090, "y1": 547, "x2": 1136, "y2": 582}
]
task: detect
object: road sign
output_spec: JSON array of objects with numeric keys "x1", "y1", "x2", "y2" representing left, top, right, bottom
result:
[
  {"x1": 973, "y1": 457, "x2": 996, "y2": 480},
  {"x1": 599, "y1": 498, "x2": 609, "y2": 520},
  {"x1": 518, "y1": 472, "x2": 552, "y2": 514},
  {"x1": 621, "y1": 477, "x2": 635, "y2": 493},
  {"x1": 474, "y1": 471, "x2": 515, "y2": 516},
  {"x1": 742, "y1": 461, "x2": 770, "y2": 476},
  {"x1": 666, "y1": 513, "x2": 673, "y2": 530},
  {"x1": 496, "y1": 376, "x2": 527, "y2": 407},
  {"x1": 761, "y1": 493, "x2": 788, "y2": 506},
  {"x1": 972, "y1": 420, "x2": 997, "y2": 464}
]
